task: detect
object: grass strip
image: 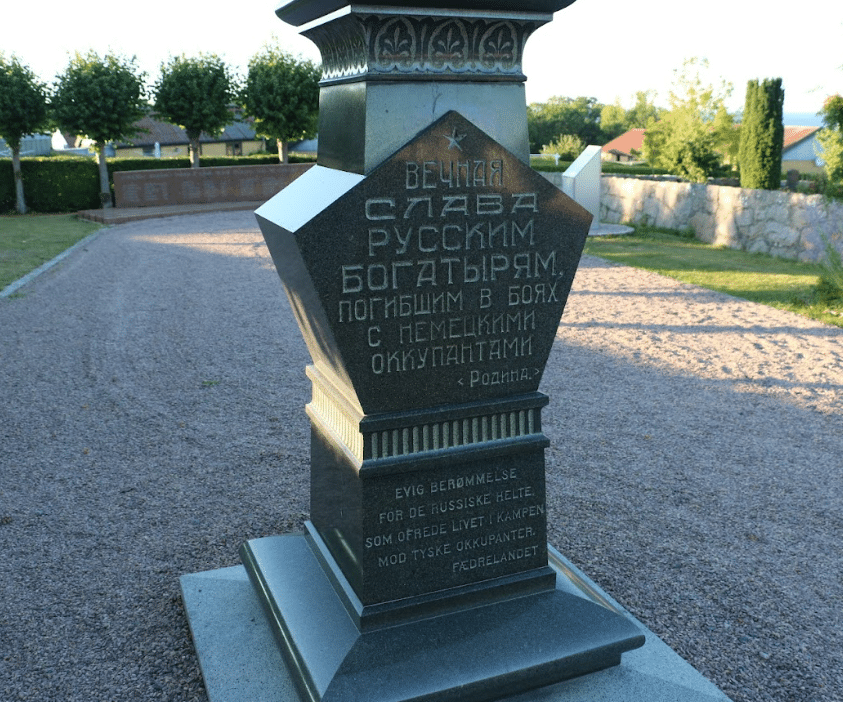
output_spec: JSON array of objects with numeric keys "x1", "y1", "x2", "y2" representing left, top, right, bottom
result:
[
  {"x1": 0, "y1": 215, "x2": 102, "y2": 291},
  {"x1": 584, "y1": 226, "x2": 843, "y2": 328}
]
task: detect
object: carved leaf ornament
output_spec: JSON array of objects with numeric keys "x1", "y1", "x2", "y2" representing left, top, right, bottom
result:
[
  {"x1": 480, "y1": 22, "x2": 517, "y2": 69},
  {"x1": 428, "y1": 20, "x2": 470, "y2": 70},
  {"x1": 376, "y1": 18, "x2": 416, "y2": 70},
  {"x1": 304, "y1": 14, "x2": 538, "y2": 83}
]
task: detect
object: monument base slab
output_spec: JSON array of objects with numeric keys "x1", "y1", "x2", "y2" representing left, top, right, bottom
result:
[
  {"x1": 237, "y1": 533, "x2": 642, "y2": 702},
  {"x1": 181, "y1": 544, "x2": 731, "y2": 702}
]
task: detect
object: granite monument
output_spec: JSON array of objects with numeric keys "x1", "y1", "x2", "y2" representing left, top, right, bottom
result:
[{"x1": 192, "y1": 1, "x2": 646, "y2": 700}]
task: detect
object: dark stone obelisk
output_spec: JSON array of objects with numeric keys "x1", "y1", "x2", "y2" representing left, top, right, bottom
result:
[{"x1": 241, "y1": 2, "x2": 644, "y2": 700}]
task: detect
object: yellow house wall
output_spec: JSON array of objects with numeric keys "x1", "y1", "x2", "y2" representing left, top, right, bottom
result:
[
  {"x1": 243, "y1": 140, "x2": 265, "y2": 155},
  {"x1": 199, "y1": 143, "x2": 227, "y2": 157},
  {"x1": 201, "y1": 140, "x2": 266, "y2": 157},
  {"x1": 782, "y1": 159, "x2": 824, "y2": 176},
  {"x1": 115, "y1": 145, "x2": 187, "y2": 158},
  {"x1": 114, "y1": 141, "x2": 264, "y2": 158}
]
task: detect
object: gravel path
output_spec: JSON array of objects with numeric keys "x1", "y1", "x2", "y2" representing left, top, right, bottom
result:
[{"x1": 1, "y1": 211, "x2": 841, "y2": 702}]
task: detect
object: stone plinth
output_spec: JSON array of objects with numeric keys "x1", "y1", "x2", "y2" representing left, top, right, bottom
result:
[{"x1": 185, "y1": 546, "x2": 738, "y2": 702}]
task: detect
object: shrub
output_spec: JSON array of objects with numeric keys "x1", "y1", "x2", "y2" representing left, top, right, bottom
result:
[
  {"x1": 817, "y1": 233, "x2": 843, "y2": 302},
  {"x1": 541, "y1": 134, "x2": 586, "y2": 161},
  {"x1": 0, "y1": 160, "x2": 14, "y2": 212}
]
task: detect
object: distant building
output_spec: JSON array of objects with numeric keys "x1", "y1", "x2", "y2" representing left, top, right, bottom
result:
[
  {"x1": 290, "y1": 137, "x2": 318, "y2": 156},
  {"x1": 113, "y1": 113, "x2": 266, "y2": 158},
  {"x1": 0, "y1": 134, "x2": 52, "y2": 157},
  {"x1": 51, "y1": 131, "x2": 96, "y2": 156},
  {"x1": 601, "y1": 128, "x2": 645, "y2": 162},
  {"x1": 781, "y1": 126, "x2": 823, "y2": 175},
  {"x1": 602, "y1": 125, "x2": 826, "y2": 175}
]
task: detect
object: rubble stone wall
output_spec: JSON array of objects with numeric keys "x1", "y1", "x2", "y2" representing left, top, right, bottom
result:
[{"x1": 598, "y1": 175, "x2": 843, "y2": 263}]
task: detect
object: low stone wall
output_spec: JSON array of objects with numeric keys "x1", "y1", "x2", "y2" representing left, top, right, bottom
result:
[
  {"x1": 113, "y1": 163, "x2": 314, "y2": 209},
  {"x1": 599, "y1": 175, "x2": 843, "y2": 263}
]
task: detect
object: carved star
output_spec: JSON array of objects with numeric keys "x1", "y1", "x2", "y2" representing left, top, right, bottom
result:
[{"x1": 443, "y1": 128, "x2": 466, "y2": 151}]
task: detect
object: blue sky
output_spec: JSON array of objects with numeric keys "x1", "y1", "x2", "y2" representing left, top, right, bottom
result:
[{"x1": 7, "y1": 0, "x2": 842, "y2": 122}]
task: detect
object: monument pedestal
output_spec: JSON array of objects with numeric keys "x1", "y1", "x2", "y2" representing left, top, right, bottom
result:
[
  {"x1": 239, "y1": 528, "x2": 643, "y2": 702},
  {"x1": 181, "y1": 548, "x2": 732, "y2": 702}
]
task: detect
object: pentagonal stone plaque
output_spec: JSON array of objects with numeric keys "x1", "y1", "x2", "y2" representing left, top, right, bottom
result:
[{"x1": 257, "y1": 111, "x2": 591, "y2": 415}]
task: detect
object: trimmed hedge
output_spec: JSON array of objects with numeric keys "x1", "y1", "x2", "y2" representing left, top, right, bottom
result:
[
  {"x1": 0, "y1": 153, "x2": 318, "y2": 213},
  {"x1": 1, "y1": 158, "x2": 100, "y2": 213},
  {"x1": 531, "y1": 160, "x2": 674, "y2": 176},
  {"x1": 0, "y1": 161, "x2": 13, "y2": 212}
]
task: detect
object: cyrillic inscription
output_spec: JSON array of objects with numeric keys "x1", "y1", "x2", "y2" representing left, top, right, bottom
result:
[{"x1": 336, "y1": 155, "x2": 564, "y2": 391}]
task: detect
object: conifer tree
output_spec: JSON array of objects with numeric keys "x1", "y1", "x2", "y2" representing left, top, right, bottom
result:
[{"x1": 739, "y1": 78, "x2": 784, "y2": 189}]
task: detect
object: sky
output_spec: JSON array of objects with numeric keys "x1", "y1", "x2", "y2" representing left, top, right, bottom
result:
[{"x1": 5, "y1": 0, "x2": 842, "y2": 124}]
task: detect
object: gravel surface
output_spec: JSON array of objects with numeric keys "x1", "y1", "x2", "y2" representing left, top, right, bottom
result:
[{"x1": 1, "y1": 211, "x2": 841, "y2": 702}]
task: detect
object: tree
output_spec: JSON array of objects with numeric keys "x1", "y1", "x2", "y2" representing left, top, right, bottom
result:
[
  {"x1": 625, "y1": 90, "x2": 663, "y2": 129},
  {"x1": 0, "y1": 54, "x2": 50, "y2": 214},
  {"x1": 154, "y1": 54, "x2": 235, "y2": 168},
  {"x1": 816, "y1": 94, "x2": 843, "y2": 183},
  {"x1": 643, "y1": 58, "x2": 735, "y2": 182},
  {"x1": 527, "y1": 96, "x2": 603, "y2": 153},
  {"x1": 599, "y1": 100, "x2": 628, "y2": 142},
  {"x1": 241, "y1": 44, "x2": 320, "y2": 163},
  {"x1": 52, "y1": 51, "x2": 146, "y2": 208},
  {"x1": 598, "y1": 91, "x2": 664, "y2": 144},
  {"x1": 540, "y1": 134, "x2": 586, "y2": 161},
  {"x1": 820, "y1": 94, "x2": 843, "y2": 130},
  {"x1": 738, "y1": 78, "x2": 784, "y2": 189}
]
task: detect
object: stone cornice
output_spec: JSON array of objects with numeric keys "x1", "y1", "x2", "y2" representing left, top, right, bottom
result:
[
  {"x1": 277, "y1": 0, "x2": 576, "y2": 27},
  {"x1": 303, "y1": 12, "x2": 548, "y2": 84}
]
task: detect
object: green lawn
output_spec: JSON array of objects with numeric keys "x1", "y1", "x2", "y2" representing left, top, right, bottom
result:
[
  {"x1": 584, "y1": 226, "x2": 843, "y2": 328},
  {"x1": 0, "y1": 214, "x2": 102, "y2": 290}
]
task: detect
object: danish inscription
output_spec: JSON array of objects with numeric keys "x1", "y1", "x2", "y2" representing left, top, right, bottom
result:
[{"x1": 362, "y1": 459, "x2": 547, "y2": 589}]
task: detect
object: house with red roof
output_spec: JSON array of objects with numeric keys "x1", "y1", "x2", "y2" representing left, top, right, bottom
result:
[
  {"x1": 601, "y1": 128, "x2": 645, "y2": 162},
  {"x1": 602, "y1": 125, "x2": 825, "y2": 174},
  {"x1": 781, "y1": 126, "x2": 823, "y2": 174}
]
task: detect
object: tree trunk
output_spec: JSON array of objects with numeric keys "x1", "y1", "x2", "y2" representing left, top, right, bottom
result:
[
  {"x1": 277, "y1": 139, "x2": 289, "y2": 164},
  {"x1": 190, "y1": 139, "x2": 201, "y2": 168},
  {"x1": 95, "y1": 144, "x2": 113, "y2": 209},
  {"x1": 12, "y1": 147, "x2": 26, "y2": 215}
]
